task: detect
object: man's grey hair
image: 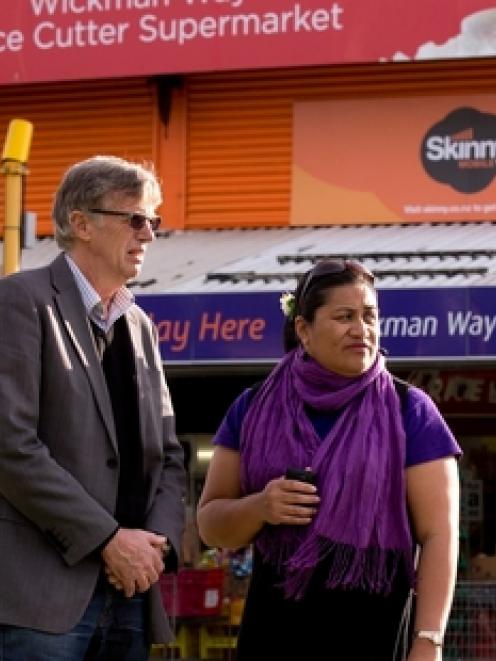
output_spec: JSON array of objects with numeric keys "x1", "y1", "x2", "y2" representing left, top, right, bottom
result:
[{"x1": 52, "y1": 155, "x2": 163, "y2": 250}]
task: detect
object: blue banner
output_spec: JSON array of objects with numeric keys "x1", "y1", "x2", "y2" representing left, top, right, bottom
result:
[{"x1": 136, "y1": 287, "x2": 496, "y2": 364}]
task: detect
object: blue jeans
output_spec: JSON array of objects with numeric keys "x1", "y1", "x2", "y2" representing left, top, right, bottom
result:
[{"x1": 0, "y1": 577, "x2": 148, "y2": 661}]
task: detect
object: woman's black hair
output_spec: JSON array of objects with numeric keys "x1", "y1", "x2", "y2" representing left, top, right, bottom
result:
[{"x1": 283, "y1": 260, "x2": 376, "y2": 352}]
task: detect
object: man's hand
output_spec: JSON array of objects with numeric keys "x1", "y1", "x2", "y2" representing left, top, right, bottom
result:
[{"x1": 102, "y1": 528, "x2": 167, "y2": 597}]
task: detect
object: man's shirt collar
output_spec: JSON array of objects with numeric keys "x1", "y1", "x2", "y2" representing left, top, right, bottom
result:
[{"x1": 64, "y1": 254, "x2": 134, "y2": 332}]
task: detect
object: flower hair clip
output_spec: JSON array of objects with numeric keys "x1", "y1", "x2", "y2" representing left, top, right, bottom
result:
[{"x1": 280, "y1": 292, "x2": 296, "y2": 319}]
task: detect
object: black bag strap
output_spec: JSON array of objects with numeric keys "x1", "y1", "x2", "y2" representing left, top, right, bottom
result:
[{"x1": 391, "y1": 375, "x2": 410, "y2": 412}]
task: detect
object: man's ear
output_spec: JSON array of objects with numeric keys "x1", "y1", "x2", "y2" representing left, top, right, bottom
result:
[{"x1": 70, "y1": 210, "x2": 92, "y2": 241}]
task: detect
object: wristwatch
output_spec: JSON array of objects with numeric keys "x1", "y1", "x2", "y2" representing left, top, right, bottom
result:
[{"x1": 414, "y1": 630, "x2": 444, "y2": 647}]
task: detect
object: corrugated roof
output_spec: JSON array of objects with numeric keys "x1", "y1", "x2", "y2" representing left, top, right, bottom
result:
[{"x1": 5, "y1": 222, "x2": 496, "y2": 292}]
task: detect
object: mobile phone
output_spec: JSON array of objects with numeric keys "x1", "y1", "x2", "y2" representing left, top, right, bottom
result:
[{"x1": 285, "y1": 467, "x2": 317, "y2": 485}]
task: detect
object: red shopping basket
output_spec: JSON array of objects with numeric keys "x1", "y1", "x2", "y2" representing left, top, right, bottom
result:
[{"x1": 160, "y1": 567, "x2": 224, "y2": 617}]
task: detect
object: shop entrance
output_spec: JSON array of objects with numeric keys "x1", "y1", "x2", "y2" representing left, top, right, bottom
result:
[{"x1": 162, "y1": 364, "x2": 496, "y2": 660}]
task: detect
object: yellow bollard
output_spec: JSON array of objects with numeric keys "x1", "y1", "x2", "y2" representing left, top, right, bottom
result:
[
  {"x1": 2, "y1": 119, "x2": 33, "y2": 163},
  {"x1": 2, "y1": 119, "x2": 34, "y2": 276}
]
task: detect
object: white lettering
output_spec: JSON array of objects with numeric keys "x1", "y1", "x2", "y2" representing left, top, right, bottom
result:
[
  {"x1": 30, "y1": 0, "x2": 158, "y2": 15},
  {"x1": 426, "y1": 135, "x2": 496, "y2": 161},
  {"x1": 447, "y1": 311, "x2": 496, "y2": 341},
  {"x1": 448, "y1": 311, "x2": 473, "y2": 336},
  {"x1": 330, "y1": 2, "x2": 344, "y2": 29},
  {"x1": 33, "y1": 20, "x2": 129, "y2": 48},
  {"x1": 313, "y1": 9, "x2": 330, "y2": 31},
  {"x1": 227, "y1": 14, "x2": 258, "y2": 35},
  {"x1": 262, "y1": 14, "x2": 279, "y2": 35},
  {"x1": 380, "y1": 315, "x2": 438, "y2": 337},
  {"x1": 218, "y1": 15, "x2": 230, "y2": 36},
  {"x1": 200, "y1": 16, "x2": 217, "y2": 38},
  {"x1": 186, "y1": 0, "x2": 244, "y2": 6},
  {"x1": 140, "y1": 15, "x2": 172, "y2": 43},
  {"x1": 279, "y1": 11, "x2": 292, "y2": 32},
  {"x1": 139, "y1": 4, "x2": 344, "y2": 45},
  {"x1": 0, "y1": 29, "x2": 24, "y2": 52},
  {"x1": 483, "y1": 315, "x2": 496, "y2": 341},
  {"x1": 31, "y1": 0, "x2": 58, "y2": 15},
  {"x1": 178, "y1": 17, "x2": 198, "y2": 42},
  {"x1": 293, "y1": 5, "x2": 312, "y2": 31}
]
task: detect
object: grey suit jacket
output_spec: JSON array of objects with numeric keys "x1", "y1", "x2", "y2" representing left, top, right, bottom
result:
[{"x1": 0, "y1": 254, "x2": 185, "y2": 642}]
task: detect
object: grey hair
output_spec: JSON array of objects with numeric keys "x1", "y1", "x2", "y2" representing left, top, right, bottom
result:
[{"x1": 52, "y1": 155, "x2": 163, "y2": 250}]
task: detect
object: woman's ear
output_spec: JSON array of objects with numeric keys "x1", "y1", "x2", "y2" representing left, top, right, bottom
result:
[{"x1": 294, "y1": 315, "x2": 308, "y2": 349}]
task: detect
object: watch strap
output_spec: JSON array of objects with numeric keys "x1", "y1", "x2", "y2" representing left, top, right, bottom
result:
[{"x1": 414, "y1": 630, "x2": 443, "y2": 647}]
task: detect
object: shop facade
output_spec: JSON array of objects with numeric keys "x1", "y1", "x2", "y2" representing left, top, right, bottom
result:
[
  {"x1": 2, "y1": 1, "x2": 496, "y2": 657},
  {"x1": 133, "y1": 219, "x2": 496, "y2": 658},
  {"x1": 1, "y1": 3, "x2": 496, "y2": 233},
  {"x1": 136, "y1": 256, "x2": 496, "y2": 570}
]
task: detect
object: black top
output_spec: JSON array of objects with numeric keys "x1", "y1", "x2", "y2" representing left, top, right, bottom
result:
[
  {"x1": 237, "y1": 547, "x2": 412, "y2": 661},
  {"x1": 92, "y1": 317, "x2": 146, "y2": 528}
]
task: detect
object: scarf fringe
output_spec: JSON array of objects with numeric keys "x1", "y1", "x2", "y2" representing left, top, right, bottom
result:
[{"x1": 257, "y1": 534, "x2": 414, "y2": 600}]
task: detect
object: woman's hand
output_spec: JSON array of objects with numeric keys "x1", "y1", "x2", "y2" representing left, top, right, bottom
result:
[
  {"x1": 198, "y1": 447, "x2": 320, "y2": 549},
  {"x1": 261, "y1": 476, "x2": 320, "y2": 525}
]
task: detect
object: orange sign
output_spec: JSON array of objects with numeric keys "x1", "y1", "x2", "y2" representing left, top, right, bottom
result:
[{"x1": 291, "y1": 95, "x2": 496, "y2": 224}]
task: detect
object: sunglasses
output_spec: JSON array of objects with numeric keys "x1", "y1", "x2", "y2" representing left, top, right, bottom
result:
[
  {"x1": 88, "y1": 208, "x2": 161, "y2": 232},
  {"x1": 299, "y1": 259, "x2": 374, "y2": 302}
]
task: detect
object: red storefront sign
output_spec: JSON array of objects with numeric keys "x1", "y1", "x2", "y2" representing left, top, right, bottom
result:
[
  {"x1": 403, "y1": 369, "x2": 496, "y2": 416},
  {"x1": 1, "y1": 1, "x2": 496, "y2": 85}
]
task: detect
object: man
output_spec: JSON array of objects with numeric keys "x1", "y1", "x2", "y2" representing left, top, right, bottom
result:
[{"x1": 0, "y1": 156, "x2": 185, "y2": 660}]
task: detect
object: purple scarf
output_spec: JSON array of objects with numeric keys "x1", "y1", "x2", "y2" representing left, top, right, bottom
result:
[{"x1": 240, "y1": 347, "x2": 414, "y2": 599}]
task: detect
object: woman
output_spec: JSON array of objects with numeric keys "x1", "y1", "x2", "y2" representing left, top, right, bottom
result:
[{"x1": 197, "y1": 259, "x2": 460, "y2": 660}]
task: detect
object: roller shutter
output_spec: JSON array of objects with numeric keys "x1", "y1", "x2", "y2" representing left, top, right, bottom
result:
[
  {"x1": 0, "y1": 78, "x2": 157, "y2": 236},
  {"x1": 184, "y1": 58, "x2": 496, "y2": 229}
]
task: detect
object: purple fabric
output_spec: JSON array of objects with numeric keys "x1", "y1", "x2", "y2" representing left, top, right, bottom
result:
[
  {"x1": 213, "y1": 381, "x2": 461, "y2": 467},
  {"x1": 238, "y1": 347, "x2": 414, "y2": 599}
]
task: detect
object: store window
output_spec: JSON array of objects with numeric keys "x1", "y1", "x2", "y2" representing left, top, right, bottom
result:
[{"x1": 460, "y1": 436, "x2": 496, "y2": 568}]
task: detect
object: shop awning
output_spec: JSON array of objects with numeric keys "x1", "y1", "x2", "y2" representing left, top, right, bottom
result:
[{"x1": 6, "y1": 222, "x2": 496, "y2": 364}]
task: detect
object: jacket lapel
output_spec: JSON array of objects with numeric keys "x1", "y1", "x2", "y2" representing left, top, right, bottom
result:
[{"x1": 50, "y1": 254, "x2": 118, "y2": 453}]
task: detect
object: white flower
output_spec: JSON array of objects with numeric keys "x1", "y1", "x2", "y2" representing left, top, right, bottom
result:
[{"x1": 280, "y1": 292, "x2": 296, "y2": 318}]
